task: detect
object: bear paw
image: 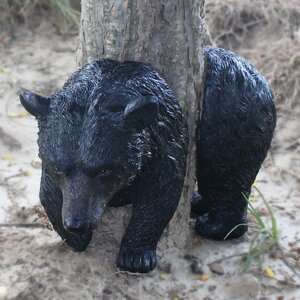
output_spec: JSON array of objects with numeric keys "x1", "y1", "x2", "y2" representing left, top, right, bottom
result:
[
  {"x1": 117, "y1": 247, "x2": 157, "y2": 273},
  {"x1": 195, "y1": 212, "x2": 248, "y2": 240}
]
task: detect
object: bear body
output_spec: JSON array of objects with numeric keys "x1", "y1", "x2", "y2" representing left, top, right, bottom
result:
[
  {"x1": 20, "y1": 60, "x2": 188, "y2": 273},
  {"x1": 20, "y1": 47, "x2": 276, "y2": 273},
  {"x1": 192, "y1": 47, "x2": 276, "y2": 239}
]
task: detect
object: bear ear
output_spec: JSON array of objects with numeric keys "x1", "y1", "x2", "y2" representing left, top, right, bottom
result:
[
  {"x1": 19, "y1": 89, "x2": 50, "y2": 117},
  {"x1": 124, "y1": 95, "x2": 159, "y2": 129}
]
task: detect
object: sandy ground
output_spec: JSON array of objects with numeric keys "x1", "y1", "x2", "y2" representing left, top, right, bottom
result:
[{"x1": 0, "y1": 9, "x2": 300, "y2": 300}]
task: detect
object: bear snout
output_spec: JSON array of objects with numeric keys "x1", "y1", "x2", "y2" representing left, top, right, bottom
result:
[{"x1": 63, "y1": 218, "x2": 92, "y2": 234}]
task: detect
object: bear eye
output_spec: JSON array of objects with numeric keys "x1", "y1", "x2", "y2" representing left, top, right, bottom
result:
[
  {"x1": 52, "y1": 166, "x2": 63, "y2": 175},
  {"x1": 98, "y1": 168, "x2": 112, "y2": 177},
  {"x1": 83, "y1": 166, "x2": 112, "y2": 177},
  {"x1": 54, "y1": 166, "x2": 60, "y2": 173}
]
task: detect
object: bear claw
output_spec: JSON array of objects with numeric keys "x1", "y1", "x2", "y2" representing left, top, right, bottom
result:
[{"x1": 117, "y1": 247, "x2": 157, "y2": 273}]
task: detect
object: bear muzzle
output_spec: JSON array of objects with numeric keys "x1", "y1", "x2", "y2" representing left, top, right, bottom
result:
[{"x1": 63, "y1": 217, "x2": 92, "y2": 234}]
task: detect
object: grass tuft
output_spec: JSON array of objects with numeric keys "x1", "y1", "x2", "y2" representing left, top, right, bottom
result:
[
  {"x1": 241, "y1": 186, "x2": 279, "y2": 271},
  {"x1": 50, "y1": 0, "x2": 80, "y2": 26},
  {"x1": 0, "y1": 0, "x2": 80, "y2": 30}
]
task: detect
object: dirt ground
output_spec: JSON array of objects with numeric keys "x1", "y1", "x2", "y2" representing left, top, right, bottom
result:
[{"x1": 0, "y1": 1, "x2": 300, "y2": 299}]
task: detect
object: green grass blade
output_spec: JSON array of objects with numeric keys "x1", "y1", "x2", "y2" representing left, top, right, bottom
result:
[
  {"x1": 243, "y1": 192, "x2": 266, "y2": 230},
  {"x1": 240, "y1": 188, "x2": 280, "y2": 273},
  {"x1": 254, "y1": 186, "x2": 279, "y2": 241}
]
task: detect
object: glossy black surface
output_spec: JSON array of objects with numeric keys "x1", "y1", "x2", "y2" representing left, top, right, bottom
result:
[
  {"x1": 20, "y1": 60, "x2": 188, "y2": 273},
  {"x1": 192, "y1": 47, "x2": 276, "y2": 240},
  {"x1": 20, "y1": 47, "x2": 276, "y2": 272}
]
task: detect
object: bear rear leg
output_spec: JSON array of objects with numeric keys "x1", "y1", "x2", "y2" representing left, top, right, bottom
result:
[
  {"x1": 191, "y1": 191, "x2": 210, "y2": 217},
  {"x1": 194, "y1": 205, "x2": 248, "y2": 240},
  {"x1": 192, "y1": 190, "x2": 248, "y2": 240},
  {"x1": 194, "y1": 47, "x2": 276, "y2": 240}
]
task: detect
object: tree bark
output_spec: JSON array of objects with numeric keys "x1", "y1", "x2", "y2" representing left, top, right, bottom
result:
[{"x1": 77, "y1": 0, "x2": 206, "y2": 249}]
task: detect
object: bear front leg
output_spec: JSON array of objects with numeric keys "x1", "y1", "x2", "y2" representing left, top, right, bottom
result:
[
  {"x1": 40, "y1": 170, "x2": 92, "y2": 251},
  {"x1": 117, "y1": 163, "x2": 183, "y2": 273},
  {"x1": 117, "y1": 202, "x2": 161, "y2": 273}
]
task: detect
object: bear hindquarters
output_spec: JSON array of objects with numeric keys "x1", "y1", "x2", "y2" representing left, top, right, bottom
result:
[
  {"x1": 40, "y1": 170, "x2": 92, "y2": 251},
  {"x1": 193, "y1": 47, "x2": 276, "y2": 240}
]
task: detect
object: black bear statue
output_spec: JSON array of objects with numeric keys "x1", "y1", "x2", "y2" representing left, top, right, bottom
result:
[
  {"x1": 20, "y1": 60, "x2": 189, "y2": 273},
  {"x1": 20, "y1": 47, "x2": 276, "y2": 273}
]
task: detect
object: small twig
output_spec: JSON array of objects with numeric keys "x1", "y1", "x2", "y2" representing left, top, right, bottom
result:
[
  {"x1": 115, "y1": 285, "x2": 140, "y2": 300},
  {"x1": 289, "y1": 238, "x2": 300, "y2": 245},
  {"x1": 0, "y1": 222, "x2": 46, "y2": 228},
  {"x1": 284, "y1": 139, "x2": 300, "y2": 151},
  {"x1": 5, "y1": 171, "x2": 29, "y2": 180},
  {"x1": 274, "y1": 277, "x2": 300, "y2": 288},
  {"x1": 114, "y1": 268, "x2": 149, "y2": 277},
  {"x1": 279, "y1": 168, "x2": 300, "y2": 182},
  {"x1": 277, "y1": 244, "x2": 300, "y2": 275},
  {"x1": 207, "y1": 252, "x2": 248, "y2": 266}
]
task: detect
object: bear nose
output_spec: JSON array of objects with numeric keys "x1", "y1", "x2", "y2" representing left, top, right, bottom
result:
[{"x1": 64, "y1": 218, "x2": 91, "y2": 234}]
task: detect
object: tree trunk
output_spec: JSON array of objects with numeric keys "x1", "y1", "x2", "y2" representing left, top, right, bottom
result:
[{"x1": 77, "y1": 0, "x2": 206, "y2": 249}]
